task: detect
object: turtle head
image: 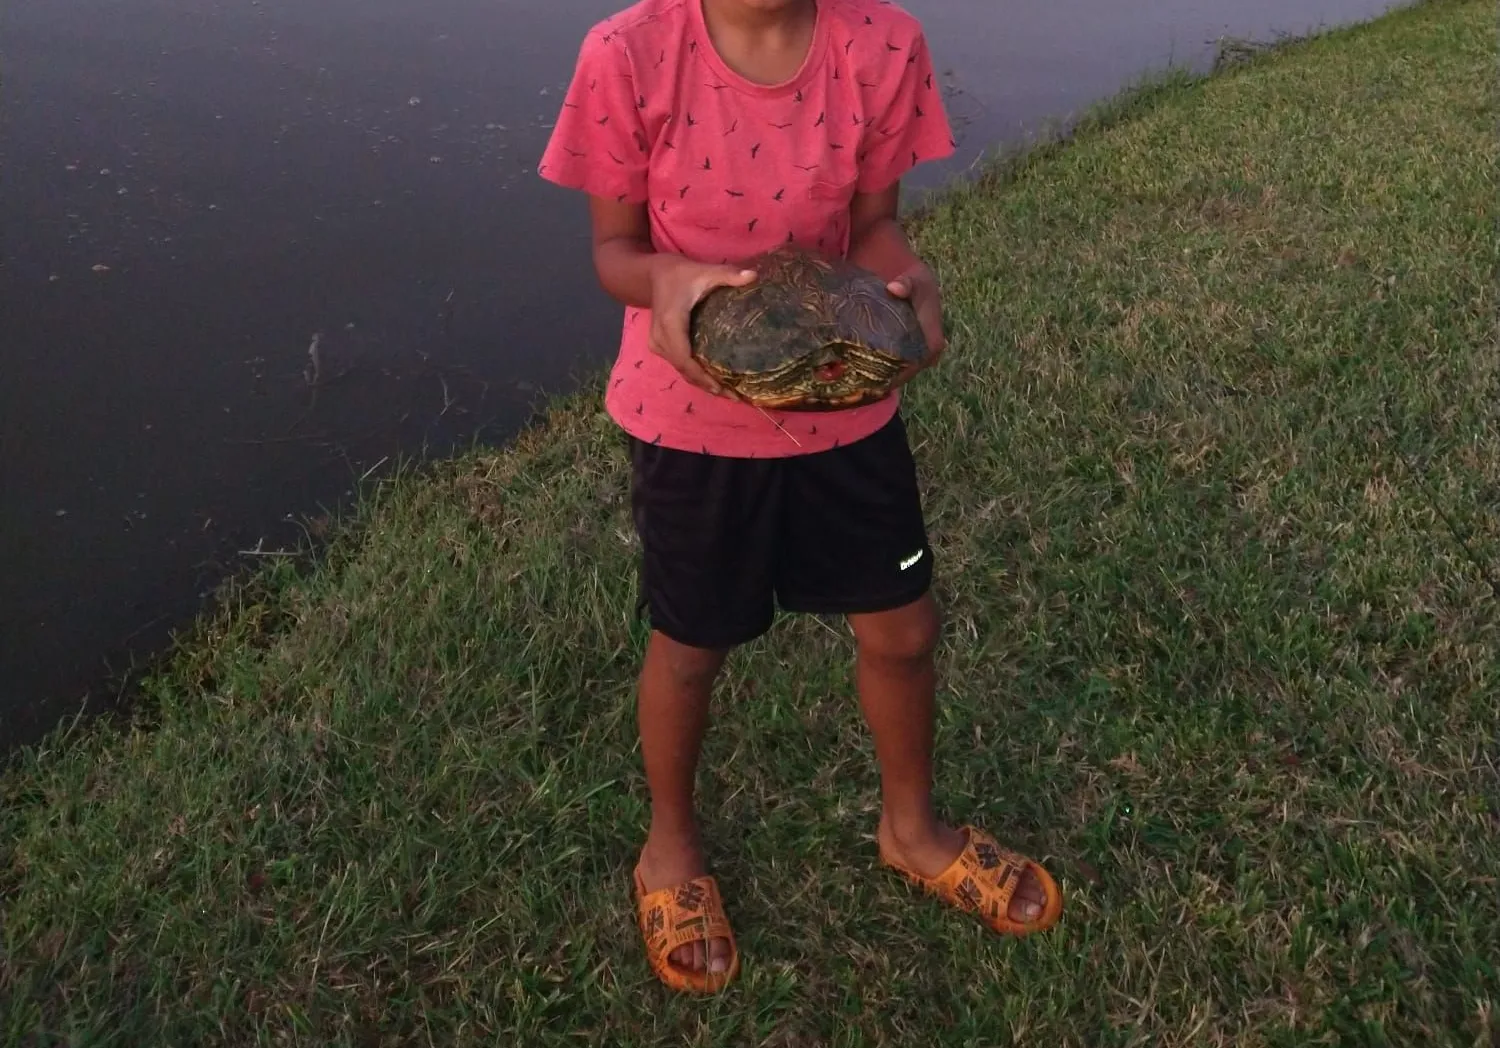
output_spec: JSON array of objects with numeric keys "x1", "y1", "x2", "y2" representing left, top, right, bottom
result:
[{"x1": 723, "y1": 338, "x2": 906, "y2": 410}]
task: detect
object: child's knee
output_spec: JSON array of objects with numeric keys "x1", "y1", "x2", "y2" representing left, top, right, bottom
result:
[
  {"x1": 854, "y1": 597, "x2": 940, "y2": 664},
  {"x1": 669, "y1": 653, "x2": 723, "y2": 692},
  {"x1": 650, "y1": 632, "x2": 728, "y2": 691}
]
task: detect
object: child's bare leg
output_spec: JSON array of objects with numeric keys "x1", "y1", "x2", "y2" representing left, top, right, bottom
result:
[
  {"x1": 849, "y1": 593, "x2": 1048, "y2": 923},
  {"x1": 634, "y1": 629, "x2": 735, "y2": 974}
]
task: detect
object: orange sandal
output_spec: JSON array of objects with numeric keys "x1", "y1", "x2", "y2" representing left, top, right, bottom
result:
[
  {"x1": 632, "y1": 867, "x2": 741, "y2": 994},
  {"x1": 881, "y1": 826, "x2": 1064, "y2": 936}
]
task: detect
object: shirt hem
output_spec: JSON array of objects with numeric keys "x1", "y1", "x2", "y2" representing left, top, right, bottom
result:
[{"x1": 605, "y1": 394, "x2": 900, "y2": 459}]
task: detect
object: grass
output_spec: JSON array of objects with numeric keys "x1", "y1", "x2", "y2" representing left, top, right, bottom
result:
[{"x1": 3, "y1": 1, "x2": 1498, "y2": 1044}]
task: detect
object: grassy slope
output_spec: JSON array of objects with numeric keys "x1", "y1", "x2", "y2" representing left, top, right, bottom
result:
[{"x1": 3, "y1": 1, "x2": 1497, "y2": 1044}]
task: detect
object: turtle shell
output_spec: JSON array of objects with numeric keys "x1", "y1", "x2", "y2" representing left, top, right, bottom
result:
[{"x1": 688, "y1": 246, "x2": 931, "y2": 411}]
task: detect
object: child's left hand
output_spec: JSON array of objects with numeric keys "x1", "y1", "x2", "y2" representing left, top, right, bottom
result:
[{"x1": 886, "y1": 261, "x2": 947, "y2": 369}]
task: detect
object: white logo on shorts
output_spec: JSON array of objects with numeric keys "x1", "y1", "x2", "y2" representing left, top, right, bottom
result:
[{"x1": 899, "y1": 549, "x2": 925, "y2": 571}]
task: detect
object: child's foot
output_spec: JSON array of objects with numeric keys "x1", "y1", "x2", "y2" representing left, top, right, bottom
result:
[
  {"x1": 636, "y1": 832, "x2": 736, "y2": 977},
  {"x1": 878, "y1": 816, "x2": 1060, "y2": 930}
]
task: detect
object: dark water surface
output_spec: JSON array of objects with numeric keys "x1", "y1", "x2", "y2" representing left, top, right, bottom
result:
[{"x1": 1, "y1": 0, "x2": 1402, "y2": 752}]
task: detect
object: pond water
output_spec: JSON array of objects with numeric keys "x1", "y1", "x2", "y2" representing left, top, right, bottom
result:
[{"x1": 1, "y1": 0, "x2": 1403, "y2": 753}]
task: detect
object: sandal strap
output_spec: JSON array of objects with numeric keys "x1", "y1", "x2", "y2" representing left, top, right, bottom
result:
[
  {"x1": 950, "y1": 827, "x2": 1031, "y2": 922},
  {"x1": 636, "y1": 874, "x2": 736, "y2": 974},
  {"x1": 884, "y1": 826, "x2": 1063, "y2": 935}
]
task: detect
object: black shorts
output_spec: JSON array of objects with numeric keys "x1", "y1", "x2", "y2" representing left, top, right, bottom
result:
[{"x1": 627, "y1": 413, "x2": 933, "y2": 649}]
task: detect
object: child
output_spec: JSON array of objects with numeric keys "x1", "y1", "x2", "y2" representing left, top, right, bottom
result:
[{"x1": 539, "y1": 0, "x2": 1063, "y2": 994}]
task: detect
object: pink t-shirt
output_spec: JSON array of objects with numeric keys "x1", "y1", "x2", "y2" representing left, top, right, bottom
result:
[{"x1": 539, "y1": 0, "x2": 954, "y2": 458}]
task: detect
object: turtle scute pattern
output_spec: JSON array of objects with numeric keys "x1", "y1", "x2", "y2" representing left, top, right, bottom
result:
[{"x1": 688, "y1": 246, "x2": 931, "y2": 411}]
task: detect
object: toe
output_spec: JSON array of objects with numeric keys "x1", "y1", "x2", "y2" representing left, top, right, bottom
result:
[
  {"x1": 1008, "y1": 869, "x2": 1048, "y2": 924},
  {"x1": 707, "y1": 936, "x2": 733, "y2": 974}
]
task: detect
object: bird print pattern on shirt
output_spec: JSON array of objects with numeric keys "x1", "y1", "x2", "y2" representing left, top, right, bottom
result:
[
  {"x1": 538, "y1": 0, "x2": 955, "y2": 458},
  {"x1": 568, "y1": 10, "x2": 942, "y2": 243}
]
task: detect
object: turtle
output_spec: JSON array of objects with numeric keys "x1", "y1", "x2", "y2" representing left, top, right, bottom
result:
[{"x1": 687, "y1": 246, "x2": 932, "y2": 411}]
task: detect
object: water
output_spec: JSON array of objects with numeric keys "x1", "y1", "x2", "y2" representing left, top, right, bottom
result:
[{"x1": 0, "y1": 0, "x2": 1403, "y2": 753}]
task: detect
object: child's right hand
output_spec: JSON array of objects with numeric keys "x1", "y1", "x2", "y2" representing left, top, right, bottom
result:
[{"x1": 647, "y1": 256, "x2": 758, "y2": 397}]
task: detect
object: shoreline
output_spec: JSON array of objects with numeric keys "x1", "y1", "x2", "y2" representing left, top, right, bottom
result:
[{"x1": 2, "y1": 21, "x2": 1366, "y2": 766}]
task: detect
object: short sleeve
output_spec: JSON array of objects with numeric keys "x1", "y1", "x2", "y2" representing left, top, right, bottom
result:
[
  {"x1": 855, "y1": 30, "x2": 955, "y2": 194},
  {"x1": 538, "y1": 28, "x2": 651, "y2": 202}
]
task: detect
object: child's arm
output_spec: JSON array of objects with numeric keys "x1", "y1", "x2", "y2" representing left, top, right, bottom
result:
[
  {"x1": 588, "y1": 196, "x2": 680, "y2": 310},
  {"x1": 538, "y1": 28, "x2": 754, "y2": 397},
  {"x1": 848, "y1": 182, "x2": 925, "y2": 283},
  {"x1": 589, "y1": 194, "x2": 757, "y2": 398},
  {"x1": 848, "y1": 183, "x2": 946, "y2": 358},
  {"x1": 841, "y1": 21, "x2": 954, "y2": 360}
]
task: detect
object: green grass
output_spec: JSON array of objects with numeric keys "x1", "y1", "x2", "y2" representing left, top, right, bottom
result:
[{"x1": 4, "y1": 1, "x2": 1498, "y2": 1044}]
